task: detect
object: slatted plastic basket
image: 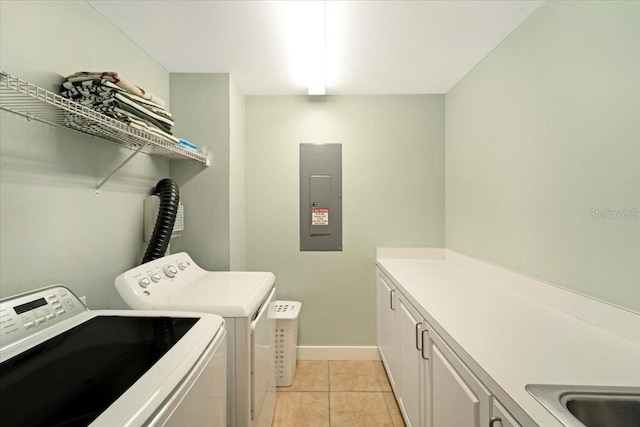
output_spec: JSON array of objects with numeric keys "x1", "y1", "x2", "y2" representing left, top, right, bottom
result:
[{"x1": 274, "y1": 301, "x2": 302, "y2": 387}]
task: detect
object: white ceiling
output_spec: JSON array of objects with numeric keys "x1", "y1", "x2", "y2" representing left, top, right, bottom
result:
[{"x1": 87, "y1": 0, "x2": 543, "y2": 95}]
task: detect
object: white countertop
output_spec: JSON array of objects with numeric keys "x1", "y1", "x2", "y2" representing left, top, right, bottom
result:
[{"x1": 376, "y1": 255, "x2": 640, "y2": 427}]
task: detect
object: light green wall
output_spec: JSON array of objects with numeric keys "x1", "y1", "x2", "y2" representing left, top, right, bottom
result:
[
  {"x1": 169, "y1": 73, "x2": 246, "y2": 270},
  {"x1": 445, "y1": 1, "x2": 640, "y2": 312},
  {"x1": 229, "y1": 77, "x2": 247, "y2": 270},
  {"x1": 170, "y1": 74, "x2": 232, "y2": 270},
  {"x1": 246, "y1": 96, "x2": 445, "y2": 345},
  {"x1": 4, "y1": 0, "x2": 635, "y2": 346},
  {"x1": 0, "y1": 1, "x2": 171, "y2": 307}
]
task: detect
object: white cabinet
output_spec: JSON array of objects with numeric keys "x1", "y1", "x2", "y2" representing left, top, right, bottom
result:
[
  {"x1": 491, "y1": 399, "x2": 521, "y2": 427},
  {"x1": 430, "y1": 330, "x2": 490, "y2": 427},
  {"x1": 377, "y1": 267, "x2": 525, "y2": 427},
  {"x1": 378, "y1": 271, "x2": 398, "y2": 389},
  {"x1": 397, "y1": 295, "x2": 429, "y2": 427},
  {"x1": 378, "y1": 269, "x2": 429, "y2": 427}
]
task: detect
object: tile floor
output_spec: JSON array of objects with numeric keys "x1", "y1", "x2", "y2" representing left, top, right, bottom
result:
[{"x1": 272, "y1": 360, "x2": 406, "y2": 427}]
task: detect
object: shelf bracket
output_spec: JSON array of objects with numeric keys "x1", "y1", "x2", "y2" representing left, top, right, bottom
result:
[{"x1": 95, "y1": 143, "x2": 149, "y2": 197}]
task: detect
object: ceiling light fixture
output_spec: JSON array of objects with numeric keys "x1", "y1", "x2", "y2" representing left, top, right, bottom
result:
[
  {"x1": 307, "y1": 1, "x2": 326, "y2": 95},
  {"x1": 280, "y1": 1, "x2": 327, "y2": 96}
]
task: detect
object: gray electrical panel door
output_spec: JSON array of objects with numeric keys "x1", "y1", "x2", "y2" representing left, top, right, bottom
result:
[{"x1": 300, "y1": 144, "x2": 342, "y2": 251}]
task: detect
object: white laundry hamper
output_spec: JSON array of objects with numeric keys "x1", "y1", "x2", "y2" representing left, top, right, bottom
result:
[{"x1": 274, "y1": 301, "x2": 302, "y2": 387}]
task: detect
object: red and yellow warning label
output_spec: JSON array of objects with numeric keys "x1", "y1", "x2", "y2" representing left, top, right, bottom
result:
[{"x1": 311, "y1": 207, "x2": 329, "y2": 226}]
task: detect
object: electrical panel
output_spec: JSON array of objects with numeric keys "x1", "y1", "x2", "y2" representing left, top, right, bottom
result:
[{"x1": 300, "y1": 143, "x2": 342, "y2": 251}]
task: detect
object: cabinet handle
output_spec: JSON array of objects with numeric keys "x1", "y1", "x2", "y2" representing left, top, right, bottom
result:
[
  {"x1": 421, "y1": 329, "x2": 429, "y2": 360},
  {"x1": 489, "y1": 416, "x2": 502, "y2": 427},
  {"x1": 390, "y1": 289, "x2": 395, "y2": 310},
  {"x1": 415, "y1": 322, "x2": 423, "y2": 351}
]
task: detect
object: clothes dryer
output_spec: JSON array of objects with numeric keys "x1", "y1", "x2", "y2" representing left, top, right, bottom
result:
[{"x1": 115, "y1": 252, "x2": 276, "y2": 427}]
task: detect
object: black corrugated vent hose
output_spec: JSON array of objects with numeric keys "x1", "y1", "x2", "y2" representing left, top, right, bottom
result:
[{"x1": 142, "y1": 178, "x2": 180, "y2": 264}]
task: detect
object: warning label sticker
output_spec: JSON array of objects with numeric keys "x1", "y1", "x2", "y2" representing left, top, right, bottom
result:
[{"x1": 311, "y1": 207, "x2": 329, "y2": 226}]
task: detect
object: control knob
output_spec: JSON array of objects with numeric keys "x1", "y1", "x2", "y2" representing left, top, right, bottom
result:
[
  {"x1": 164, "y1": 265, "x2": 178, "y2": 278},
  {"x1": 138, "y1": 278, "x2": 151, "y2": 288}
]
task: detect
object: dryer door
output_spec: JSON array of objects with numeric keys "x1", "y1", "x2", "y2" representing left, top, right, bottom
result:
[{"x1": 250, "y1": 288, "x2": 277, "y2": 427}]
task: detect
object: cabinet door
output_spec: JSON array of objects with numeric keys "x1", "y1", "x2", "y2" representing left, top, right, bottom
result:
[
  {"x1": 491, "y1": 399, "x2": 521, "y2": 427},
  {"x1": 398, "y1": 296, "x2": 427, "y2": 427},
  {"x1": 377, "y1": 271, "x2": 398, "y2": 389},
  {"x1": 430, "y1": 333, "x2": 490, "y2": 427}
]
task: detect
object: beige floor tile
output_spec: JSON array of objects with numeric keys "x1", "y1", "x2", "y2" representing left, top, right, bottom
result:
[
  {"x1": 277, "y1": 360, "x2": 329, "y2": 392},
  {"x1": 384, "y1": 391, "x2": 406, "y2": 427},
  {"x1": 374, "y1": 361, "x2": 393, "y2": 392},
  {"x1": 329, "y1": 360, "x2": 382, "y2": 391},
  {"x1": 271, "y1": 392, "x2": 329, "y2": 427},
  {"x1": 330, "y1": 392, "x2": 394, "y2": 427}
]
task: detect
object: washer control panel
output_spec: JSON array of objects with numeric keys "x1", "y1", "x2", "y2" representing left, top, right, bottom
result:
[
  {"x1": 0, "y1": 285, "x2": 86, "y2": 348},
  {"x1": 115, "y1": 252, "x2": 208, "y2": 310}
]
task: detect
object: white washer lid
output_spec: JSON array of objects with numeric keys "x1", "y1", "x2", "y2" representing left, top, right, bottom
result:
[
  {"x1": 154, "y1": 271, "x2": 276, "y2": 317},
  {"x1": 1, "y1": 308, "x2": 225, "y2": 427},
  {"x1": 93, "y1": 310, "x2": 225, "y2": 426}
]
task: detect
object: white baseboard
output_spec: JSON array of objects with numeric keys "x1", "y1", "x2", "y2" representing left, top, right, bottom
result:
[{"x1": 296, "y1": 346, "x2": 380, "y2": 361}]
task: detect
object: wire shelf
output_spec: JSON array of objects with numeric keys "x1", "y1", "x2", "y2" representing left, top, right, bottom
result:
[{"x1": 0, "y1": 71, "x2": 210, "y2": 166}]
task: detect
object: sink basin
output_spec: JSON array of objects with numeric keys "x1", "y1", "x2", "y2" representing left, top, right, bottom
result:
[
  {"x1": 565, "y1": 395, "x2": 640, "y2": 426},
  {"x1": 525, "y1": 384, "x2": 640, "y2": 427}
]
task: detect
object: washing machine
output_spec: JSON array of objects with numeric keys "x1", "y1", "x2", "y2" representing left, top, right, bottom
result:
[
  {"x1": 0, "y1": 285, "x2": 226, "y2": 427},
  {"x1": 114, "y1": 252, "x2": 276, "y2": 427}
]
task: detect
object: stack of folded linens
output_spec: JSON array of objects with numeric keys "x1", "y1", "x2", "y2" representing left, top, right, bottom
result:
[{"x1": 60, "y1": 71, "x2": 178, "y2": 144}]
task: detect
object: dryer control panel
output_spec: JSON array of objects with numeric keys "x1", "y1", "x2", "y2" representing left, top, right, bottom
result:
[
  {"x1": 115, "y1": 252, "x2": 209, "y2": 310},
  {"x1": 0, "y1": 285, "x2": 86, "y2": 348}
]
